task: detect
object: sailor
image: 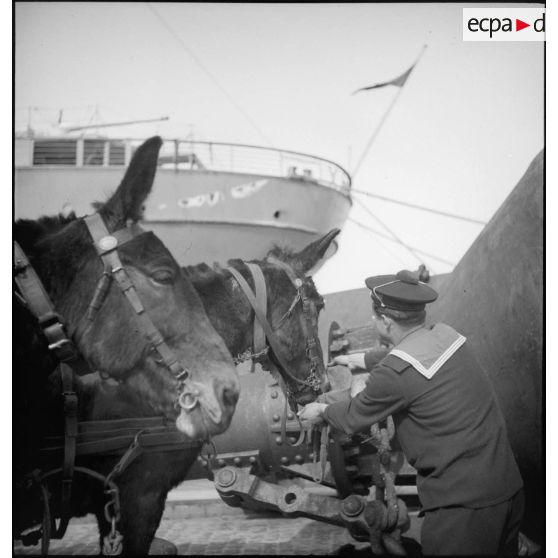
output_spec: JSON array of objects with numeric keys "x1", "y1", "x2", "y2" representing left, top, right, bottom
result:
[{"x1": 299, "y1": 270, "x2": 524, "y2": 555}]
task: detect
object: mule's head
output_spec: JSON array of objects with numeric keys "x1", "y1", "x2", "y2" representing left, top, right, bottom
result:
[
  {"x1": 17, "y1": 137, "x2": 239, "y2": 439},
  {"x1": 258, "y1": 229, "x2": 340, "y2": 404}
]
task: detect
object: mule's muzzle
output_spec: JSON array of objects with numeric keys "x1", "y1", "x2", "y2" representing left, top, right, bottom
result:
[{"x1": 178, "y1": 377, "x2": 240, "y2": 429}]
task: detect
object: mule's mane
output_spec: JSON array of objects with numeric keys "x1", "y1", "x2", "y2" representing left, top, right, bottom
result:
[
  {"x1": 266, "y1": 244, "x2": 296, "y2": 262},
  {"x1": 15, "y1": 212, "x2": 77, "y2": 255},
  {"x1": 183, "y1": 251, "x2": 321, "y2": 302},
  {"x1": 14, "y1": 211, "x2": 97, "y2": 301},
  {"x1": 183, "y1": 258, "x2": 260, "y2": 289},
  {"x1": 182, "y1": 261, "x2": 225, "y2": 290}
]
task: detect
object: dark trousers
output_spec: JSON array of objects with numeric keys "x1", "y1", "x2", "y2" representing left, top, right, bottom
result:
[{"x1": 420, "y1": 489, "x2": 524, "y2": 556}]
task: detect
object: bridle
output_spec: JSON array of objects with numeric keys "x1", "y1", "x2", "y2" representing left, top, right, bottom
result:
[
  {"x1": 15, "y1": 213, "x2": 194, "y2": 386},
  {"x1": 14, "y1": 212, "x2": 202, "y2": 552},
  {"x1": 226, "y1": 257, "x2": 325, "y2": 450},
  {"x1": 84, "y1": 213, "x2": 193, "y2": 386},
  {"x1": 226, "y1": 257, "x2": 325, "y2": 398}
]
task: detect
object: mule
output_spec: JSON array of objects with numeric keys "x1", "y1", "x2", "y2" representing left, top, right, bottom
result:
[
  {"x1": 13, "y1": 137, "x2": 240, "y2": 553},
  {"x1": 184, "y1": 228, "x2": 340, "y2": 405},
  {"x1": 21, "y1": 230, "x2": 339, "y2": 555}
]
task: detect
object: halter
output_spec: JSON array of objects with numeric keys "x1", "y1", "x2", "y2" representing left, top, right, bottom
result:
[
  {"x1": 226, "y1": 258, "x2": 324, "y2": 396},
  {"x1": 14, "y1": 212, "x2": 199, "y2": 548},
  {"x1": 83, "y1": 213, "x2": 192, "y2": 385}
]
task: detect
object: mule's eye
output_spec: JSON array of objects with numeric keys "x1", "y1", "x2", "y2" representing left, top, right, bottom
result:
[{"x1": 152, "y1": 268, "x2": 175, "y2": 284}]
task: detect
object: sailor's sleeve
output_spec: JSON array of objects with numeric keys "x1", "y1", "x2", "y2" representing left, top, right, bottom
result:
[
  {"x1": 323, "y1": 362, "x2": 406, "y2": 435},
  {"x1": 364, "y1": 347, "x2": 391, "y2": 370},
  {"x1": 317, "y1": 388, "x2": 351, "y2": 404}
]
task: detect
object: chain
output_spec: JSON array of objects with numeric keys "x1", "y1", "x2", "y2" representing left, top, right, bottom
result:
[
  {"x1": 306, "y1": 366, "x2": 323, "y2": 392},
  {"x1": 102, "y1": 485, "x2": 123, "y2": 555},
  {"x1": 102, "y1": 516, "x2": 123, "y2": 556},
  {"x1": 367, "y1": 416, "x2": 401, "y2": 529},
  {"x1": 233, "y1": 346, "x2": 269, "y2": 365}
]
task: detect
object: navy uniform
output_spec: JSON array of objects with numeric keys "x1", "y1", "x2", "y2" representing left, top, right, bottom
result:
[{"x1": 323, "y1": 271, "x2": 524, "y2": 555}]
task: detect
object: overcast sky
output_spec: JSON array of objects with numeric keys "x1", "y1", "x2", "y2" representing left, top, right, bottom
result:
[{"x1": 14, "y1": 2, "x2": 544, "y2": 293}]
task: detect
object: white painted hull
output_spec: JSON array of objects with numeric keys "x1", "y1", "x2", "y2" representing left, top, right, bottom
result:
[{"x1": 15, "y1": 166, "x2": 351, "y2": 267}]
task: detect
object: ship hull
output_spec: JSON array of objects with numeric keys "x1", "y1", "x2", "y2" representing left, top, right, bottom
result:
[{"x1": 15, "y1": 166, "x2": 350, "y2": 266}]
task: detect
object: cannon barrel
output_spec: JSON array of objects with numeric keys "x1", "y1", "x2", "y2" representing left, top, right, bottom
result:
[{"x1": 187, "y1": 369, "x2": 316, "y2": 478}]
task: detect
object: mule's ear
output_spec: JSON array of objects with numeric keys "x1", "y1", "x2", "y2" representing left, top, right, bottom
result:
[
  {"x1": 99, "y1": 136, "x2": 162, "y2": 231},
  {"x1": 292, "y1": 228, "x2": 341, "y2": 275}
]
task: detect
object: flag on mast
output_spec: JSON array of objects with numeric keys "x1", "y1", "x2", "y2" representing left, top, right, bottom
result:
[{"x1": 352, "y1": 62, "x2": 416, "y2": 95}]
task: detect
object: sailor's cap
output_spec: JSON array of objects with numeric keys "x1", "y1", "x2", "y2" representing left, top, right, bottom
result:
[{"x1": 365, "y1": 270, "x2": 438, "y2": 312}]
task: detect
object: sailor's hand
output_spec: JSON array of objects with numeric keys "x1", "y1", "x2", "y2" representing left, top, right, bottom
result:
[
  {"x1": 297, "y1": 402, "x2": 328, "y2": 425},
  {"x1": 332, "y1": 355, "x2": 350, "y2": 367},
  {"x1": 332, "y1": 353, "x2": 366, "y2": 371}
]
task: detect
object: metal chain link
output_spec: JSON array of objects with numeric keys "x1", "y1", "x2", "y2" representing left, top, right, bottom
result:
[
  {"x1": 102, "y1": 484, "x2": 123, "y2": 555},
  {"x1": 233, "y1": 346, "x2": 269, "y2": 365}
]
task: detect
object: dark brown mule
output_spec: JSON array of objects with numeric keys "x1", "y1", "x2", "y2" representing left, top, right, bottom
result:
[
  {"x1": 13, "y1": 137, "x2": 239, "y2": 554},
  {"x1": 26, "y1": 231, "x2": 338, "y2": 555},
  {"x1": 185, "y1": 229, "x2": 340, "y2": 405}
]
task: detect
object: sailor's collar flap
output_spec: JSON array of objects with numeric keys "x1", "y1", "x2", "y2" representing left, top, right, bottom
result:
[{"x1": 387, "y1": 323, "x2": 466, "y2": 379}]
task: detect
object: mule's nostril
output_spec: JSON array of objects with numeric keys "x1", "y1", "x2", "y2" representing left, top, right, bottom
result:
[{"x1": 221, "y1": 386, "x2": 239, "y2": 408}]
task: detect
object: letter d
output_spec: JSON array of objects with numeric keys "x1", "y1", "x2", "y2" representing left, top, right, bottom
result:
[{"x1": 534, "y1": 13, "x2": 545, "y2": 32}]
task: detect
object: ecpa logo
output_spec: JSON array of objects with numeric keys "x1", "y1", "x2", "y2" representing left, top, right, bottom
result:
[{"x1": 463, "y1": 8, "x2": 545, "y2": 41}]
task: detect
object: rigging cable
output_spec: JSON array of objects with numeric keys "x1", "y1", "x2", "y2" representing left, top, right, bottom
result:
[
  {"x1": 348, "y1": 217, "x2": 455, "y2": 267},
  {"x1": 351, "y1": 45, "x2": 427, "y2": 179},
  {"x1": 352, "y1": 189, "x2": 487, "y2": 225},
  {"x1": 349, "y1": 220, "x2": 409, "y2": 267},
  {"x1": 146, "y1": 3, "x2": 275, "y2": 148},
  {"x1": 353, "y1": 196, "x2": 429, "y2": 268}
]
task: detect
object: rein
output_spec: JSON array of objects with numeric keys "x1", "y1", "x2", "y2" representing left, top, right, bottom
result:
[{"x1": 14, "y1": 213, "x2": 201, "y2": 553}]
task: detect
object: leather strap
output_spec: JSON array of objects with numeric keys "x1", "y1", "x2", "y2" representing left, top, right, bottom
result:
[
  {"x1": 14, "y1": 241, "x2": 58, "y2": 325},
  {"x1": 14, "y1": 242, "x2": 82, "y2": 540},
  {"x1": 14, "y1": 242, "x2": 91, "y2": 376},
  {"x1": 83, "y1": 214, "x2": 191, "y2": 382},
  {"x1": 227, "y1": 266, "x2": 309, "y2": 388},
  {"x1": 227, "y1": 264, "x2": 320, "y2": 390},
  {"x1": 245, "y1": 263, "x2": 267, "y2": 355},
  {"x1": 276, "y1": 373, "x2": 306, "y2": 447},
  {"x1": 264, "y1": 258, "x2": 324, "y2": 389},
  {"x1": 54, "y1": 362, "x2": 78, "y2": 539},
  {"x1": 266, "y1": 256, "x2": 303, "y2": 288},
  {"x1": 40, "y1": 425, "x2": 201, "y2": 457}
]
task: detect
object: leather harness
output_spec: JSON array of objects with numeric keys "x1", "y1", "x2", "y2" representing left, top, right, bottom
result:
[
  {"x1": 15, "y1": 220, "x2": 327, "y2": 552},
  {"x1": 226, "y1": 258, "x2": 325, "y2": 447},
  {"x1": 14, "y1": 214, "x2": 204, "y2": 554},
  {"x1": 226, "y1": 260, "x2": 323, "y2": 394}
]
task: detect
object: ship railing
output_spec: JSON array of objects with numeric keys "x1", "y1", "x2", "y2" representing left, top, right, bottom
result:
[{"x1": 15, "y1": 136, "x2": 352, "y2": 195}]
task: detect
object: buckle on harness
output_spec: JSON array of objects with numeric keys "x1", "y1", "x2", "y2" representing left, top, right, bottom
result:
[
  {"x1": 14, "y1": 258, "x2": 29, "y2": 275},
  {"x1": 48, "y1": 338, "x2": 72, "y2": 351},
  {"x1": 38, "y1": 311, "x2": 63, "y2": 328}
]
